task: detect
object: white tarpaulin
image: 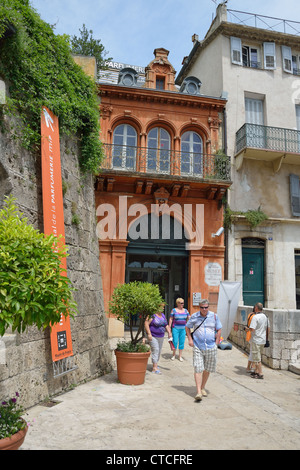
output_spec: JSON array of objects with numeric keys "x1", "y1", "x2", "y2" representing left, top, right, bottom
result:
[{"x1": 217, "y1": 281, "x2": 241, "y2": 340}]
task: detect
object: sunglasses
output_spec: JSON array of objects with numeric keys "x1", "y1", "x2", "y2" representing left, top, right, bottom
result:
[{"x1": 200, "y1": 306, "x2": 209, "y2": 309}]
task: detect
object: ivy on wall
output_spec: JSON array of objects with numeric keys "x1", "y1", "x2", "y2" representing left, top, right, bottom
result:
[
  {"x1": 0, "y1": 0, "x2": 102, "y2": 174},
  {"x1": 224, "y1": 206, "x2": 268, "y2": 230}
]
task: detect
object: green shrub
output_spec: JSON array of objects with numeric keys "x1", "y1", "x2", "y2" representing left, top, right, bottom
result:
[
  {"x1": 224, "y1": 206, "x2": 268, "y2": 230},
  {"x1": 109, "y1": 281, "x2": 164, "y2": 350},
  {"x1": 0, "y1": 196, "x2": 77, "y2": 336}
]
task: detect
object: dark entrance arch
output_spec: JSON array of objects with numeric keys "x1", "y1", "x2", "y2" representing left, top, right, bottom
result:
[{"x1": 126, "y1": 213, "x2": 189, "y2": 319}]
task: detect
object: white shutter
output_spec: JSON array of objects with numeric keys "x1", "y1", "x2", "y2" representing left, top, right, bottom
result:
[
  {"x1": 296, "y1": 105, "x2": 300, "y2": 130},
  {"x1": 245, "y1": 98, "x2": 264, "y2": 125},
  {"x1": 290, "y1": 174, "x2": 300, "y2": 217},
  {"x1": 263, "y1": 42, "x2": 276, "y2": 70},
  {"x1": 282, "y1": 46, "x2": 292, "y2": 73},
  {"x1": 296, "y1": 105, "x2": 300, "y2": 153},
  {"x1": 230, "y1": 37, "x2": 242, "y2": 65}
]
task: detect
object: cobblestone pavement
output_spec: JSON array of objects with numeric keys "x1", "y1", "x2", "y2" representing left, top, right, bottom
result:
[{"x1": 22, "y1": 339, "x2": 300, "y2": 451}]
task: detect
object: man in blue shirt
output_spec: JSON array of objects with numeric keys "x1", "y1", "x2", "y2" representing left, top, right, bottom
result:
[{"x1": 186, "y1": 299, "x2": 222, "y2": 401}]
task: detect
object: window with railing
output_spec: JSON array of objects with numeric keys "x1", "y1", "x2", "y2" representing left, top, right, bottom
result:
[
  {"x1": 106, "y1": 124, "x2": 231, "y2": 180},
  {"x1": 112, "y1": 124, "x2": 137, "y2": 170},
  {"x1": 102, "y1": 143, "x2": 231, "y2": 181},
  {"x1": 147, "y1": 127, "x2": 170, "y2": 173},
  {"x1": 180, "y1": 131, "x2": 203, "y2": 176}
]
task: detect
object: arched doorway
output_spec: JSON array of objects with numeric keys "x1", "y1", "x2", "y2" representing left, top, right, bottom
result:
[{"x1": 126, "y1": 213, "x2": 189, "y2": 319}]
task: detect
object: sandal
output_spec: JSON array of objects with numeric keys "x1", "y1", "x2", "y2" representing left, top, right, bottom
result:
[{"x1": 250, "y1": 372, "x2": 264, "y2": 379}]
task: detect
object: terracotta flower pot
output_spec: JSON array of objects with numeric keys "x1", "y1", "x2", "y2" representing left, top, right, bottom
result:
[
  {"x1": 0, "y1": 424, "x2": 28, "y2": 450},
  {"x1": 115, "y1": 350, "x2": 151, "y2": 385}
]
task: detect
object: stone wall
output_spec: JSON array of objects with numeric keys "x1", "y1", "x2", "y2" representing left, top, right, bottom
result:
[
  {"x1": 229, "y1": 305, "x2": 300, "y2": 373},
  {"x1": 0, "y1": 112, "x2": 113, "y2": 409}
]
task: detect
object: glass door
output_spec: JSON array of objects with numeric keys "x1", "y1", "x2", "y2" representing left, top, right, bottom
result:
[
  {"x1": 245, "y1": 97, "x2": 265, "y2": 148},
  {"x1": 126, "y1": 254, "x2": 188, "y2": 321},
  {"x1": 127, "y1": 266, "x2": 169, "y2": 318}
]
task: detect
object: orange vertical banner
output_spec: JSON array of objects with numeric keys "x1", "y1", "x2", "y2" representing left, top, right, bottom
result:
[{"x1": 41, "y1": 106, "x2": 73, "y2": 362}]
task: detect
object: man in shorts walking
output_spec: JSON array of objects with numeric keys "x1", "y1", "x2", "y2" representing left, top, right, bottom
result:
[
  {"x1": 249, "y1": 302, "x2": 270, "y2": 379},
  {"x1": 186, "y1": 299, "x2": 222, "y2": 401}
]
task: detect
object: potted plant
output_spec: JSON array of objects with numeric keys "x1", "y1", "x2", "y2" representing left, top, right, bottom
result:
[
  {"x1": 0, "y1": 196, "x2": 77, "y2": 335},
  {"x1": 109, "y1": 281, "x2": 164, "y2": 385},
  {"x1": 0, "y1": 393, "x2": 28, "y2": 450}
]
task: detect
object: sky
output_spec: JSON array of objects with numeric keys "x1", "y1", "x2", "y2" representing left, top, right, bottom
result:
[{"x1": 29, "y1": 0, "x2": 300, "y2": 75}]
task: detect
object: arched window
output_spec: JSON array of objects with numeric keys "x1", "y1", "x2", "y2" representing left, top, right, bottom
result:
[
  {"x1": 112, "y1": 124, "x2": 137, "y2": 170},
  {"x1": 181, "y1": 131, "x2": 203, "y2": 176},
  {"x1": 147, "y1": 127, "x2": 170, "y2": 173}
]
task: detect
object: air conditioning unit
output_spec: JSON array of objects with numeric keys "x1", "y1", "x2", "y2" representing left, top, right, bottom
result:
[
  {"x1": 118, "y1": 68, "x2": 138, "y2": 87},
  {"x1": 179, "y1": 76, "x2": 201, "y2": 95}
]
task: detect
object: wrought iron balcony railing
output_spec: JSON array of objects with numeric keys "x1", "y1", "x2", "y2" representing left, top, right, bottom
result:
[
  {"x1": 101, "y1": 144, "x2": 231, "y2": 181},
  {"x1": 236, "y1": 123, "x2": 300, "y2": 154}
]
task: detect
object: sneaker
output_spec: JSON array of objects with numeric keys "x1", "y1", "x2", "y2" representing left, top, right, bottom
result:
[
  {"x1": 179, "y1": 357, "x2": 183, "y2": 362},
  {"x1": 201, "y1": 389, "x2": 207, "y2": 397},
  {"x1": 194, "y1": 393, "x2": 202, "y2": 402}
]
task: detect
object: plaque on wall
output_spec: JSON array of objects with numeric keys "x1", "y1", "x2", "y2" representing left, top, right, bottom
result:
[{"x1": 205, "y1": 262, "x2": 222, "y2": 286}]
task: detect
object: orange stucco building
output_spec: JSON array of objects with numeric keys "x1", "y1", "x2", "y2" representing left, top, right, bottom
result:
[{"x1": 96, "y1": 48, "x2": 231, "y2": 336}]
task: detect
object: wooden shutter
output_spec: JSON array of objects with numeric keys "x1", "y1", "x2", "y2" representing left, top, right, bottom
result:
[
  {"x1": 290, "y1": 174, "x2": 300, "y2": 217},
  {"x1": 282, "y1": 46, "x2": 292, "y2": 73},
  {"x1": 230, "y1": 37, "x2": 242, "y2": 65},
  {"x1": 263, "y1": 42, "x2": 276, "y2": 70},
  {"x1": 296, "y1": 105, "x2": 300, "y2": 130}
]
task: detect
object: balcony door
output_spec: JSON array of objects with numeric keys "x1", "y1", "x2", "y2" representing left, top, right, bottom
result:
[
  {"x1": 147, "y1": 127, "x2": 170, "y2": 173},
  {"x1": 112, "y1": 124, "x2": 137, "y2": 170},
  {"x1": 245, "y1": 98, "x2": 265, "y2": 148},
  {"x1": 181, "y1": 131, "x2": 203, "y2": 176}
]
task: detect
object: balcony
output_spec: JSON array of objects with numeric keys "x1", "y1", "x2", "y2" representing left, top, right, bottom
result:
[
  {"x1": 235, "y1": 123, "x2": 300, "y2": 171},
  {"x1": 101, "y1": 144, "x2": 231, "y2": 181}
]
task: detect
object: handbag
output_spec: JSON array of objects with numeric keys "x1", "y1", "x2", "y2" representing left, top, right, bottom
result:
[{"x1": 191, "y1": 316, "x2": 207, "y2": 338}]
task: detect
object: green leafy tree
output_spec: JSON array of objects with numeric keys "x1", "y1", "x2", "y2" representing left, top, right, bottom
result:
[
  {"x1": 70, "y1": 24, "x2": 112, "y2": 78},
  {"x1": 0, "y1": 197, "x2": 77, "y2": 336}
]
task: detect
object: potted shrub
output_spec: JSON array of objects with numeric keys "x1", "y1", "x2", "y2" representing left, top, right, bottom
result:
[
  {"x1": 0, "y1": 196, "x2": 77, "y2": 335},
  {"x1": 109, "y1": 281, "x2": 164, "y2": 385},
  {"x1": 0, "y1": 393, "x2": 28, "y2": 450}
]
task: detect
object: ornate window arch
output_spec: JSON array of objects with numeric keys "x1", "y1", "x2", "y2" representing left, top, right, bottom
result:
[
  {"x1": 112, "y1": 123, "x2": 137, "y2": 170},
  {"x1": 180, "y1": 130, "x2": 203, "y2": 176},
  {"x1": 147, "y1": 127, "x2": 171, "y2": 173}
]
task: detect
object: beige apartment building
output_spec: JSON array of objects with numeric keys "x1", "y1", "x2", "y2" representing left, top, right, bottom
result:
[{"x1": 177, "y1": 3, "x2": 300, "y2": 311}]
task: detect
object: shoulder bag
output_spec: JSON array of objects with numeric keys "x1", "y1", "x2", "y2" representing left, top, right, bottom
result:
[{"x1": 191, "y1": 316, "x2": 207, "y2": 339}]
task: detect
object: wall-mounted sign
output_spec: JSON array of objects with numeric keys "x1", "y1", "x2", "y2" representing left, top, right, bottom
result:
[
  {"x1": 41, "y1": 106, "x2": 73, "y2": 363},
  {"x1": 193, "y1": 292, "x2": 202, "y2": 306},
  {"x1": 205, "y1": 262, "x2": 222, "y2": 286}
]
